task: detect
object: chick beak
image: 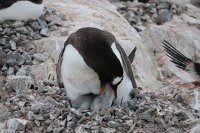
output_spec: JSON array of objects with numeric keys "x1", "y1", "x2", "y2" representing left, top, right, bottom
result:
[
  {"x1": 99, "y1": 84, "x2": 117, "y2": 99},
  {"x1": 111, "y1": 87, "x2": 117, "y2": 99},
  {"x1": 99, "y1": 85, "x2": 106, "y2": 94}
]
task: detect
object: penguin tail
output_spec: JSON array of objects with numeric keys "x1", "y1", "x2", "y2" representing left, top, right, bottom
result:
[{"x1": 162, "y1": 39, "x2": 193, "y2": 71}]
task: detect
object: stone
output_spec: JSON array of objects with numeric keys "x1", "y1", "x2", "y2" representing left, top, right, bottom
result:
[
  {"x1": 7, "y1": 67, "x2": 14, "y2": 75},
  {"x1": 6, "y1": 118, "x2": 31, "y2": 132},
  {"x1": 34, "y1": 114, "x2": 44, "y2": 121},
  {"x1": 22, "y1": 52, "x2": 33, "y2": 65},
  {"x1": 6, "y1": 51, "x2": 25, "y2": 66},
  {"x1": 60, "y1": 28, "x2": 68, "y2": 36},
  {"x1": 27, "y1": 111, "x2": 35, "y2": 120},
  {"x1": 11, "y1": 21, "x2": 25, "y2": 28},
  {"x1": 49, "y1": 25, "x2": 57, "y2": 31},
  {"x1": 19, "y1": 34, "x2": 27, "y2": 41},
  {"x1": 29, "y1": 21, "x2": 42, "y2": 31},
  {"x1": 10, "y1": 34, "x2": 20, "y2": 43},
  {"x1": 0, "y1": 47, "x2": 5, "y2": 66},
  {"x1": 33, "y1": 34, "x2": 42, "y2": 40},
  {"x1": 9, "y1": 40, "x2": 16, "y2": 50},
  {"x1": 0, "y1": 27, "x2": 3, "y2": 32},
  {"x1": 33, "y1": 52, "x2": 48, "y2": 63},
  {"x1": 53, "y1": 127, "x2": 64, "y2": 133},
  {"x1": 15, "y1": 27, "x2": 29, "y2": 34},
  {"x1": 157, "y1": 9, "x2": 172, "y2": 24},
  {"x1": 107, "y1": 121, "x2": 120, "y2": 128},
  {"x1": 40, "y1": 28, "x2": 50, "y2": 37},
  {"x1": 46, "y1": 15, "x2": 63, "y2": 26},
  {"x1": 38, "y1": 19, "x2": 48, "y2": 28},
  {"x1": 1, "y1": 38, "x2": 9, "y2": 45},
  {"x1": 101, "y1": 127, "x2": 116, "y2": 133},
  {"x1": 0, "y1": 106, "x2": 11, "y2": 122},
  {"x1": 191, "y1": 124, "x2": 200, "y2": 133},
  {"x1": 7, "y1": 75, "x2": 34, "y2": 94}
]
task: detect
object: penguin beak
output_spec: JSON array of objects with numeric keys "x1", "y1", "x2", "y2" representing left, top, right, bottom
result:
[
  {"x1": 99, "y1": 84, "x2": 117, "y2": 99},
  {"x1": 99, "y1": 85, "x2": 106, "y2": 94}
]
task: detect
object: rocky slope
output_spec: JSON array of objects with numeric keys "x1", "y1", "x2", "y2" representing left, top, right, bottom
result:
[{"x1": 0, "y1": 0, "x2": 200, "y2": 132}]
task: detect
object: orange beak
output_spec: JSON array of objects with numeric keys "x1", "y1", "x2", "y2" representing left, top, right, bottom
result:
[
  {"x1": 99, "y1": 85, "x2": 106, "y2": 94},
  {"x1": 99, "y1": 84, "x2": 117, "y2": 99}
]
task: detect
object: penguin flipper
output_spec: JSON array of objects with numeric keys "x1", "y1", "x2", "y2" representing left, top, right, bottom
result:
[
  {"x1": 56, "y1": 48, "x2": 64, "y2": 88},
  {"x1": 116, "y1": 42, "x2": 137, "y2": 88}
]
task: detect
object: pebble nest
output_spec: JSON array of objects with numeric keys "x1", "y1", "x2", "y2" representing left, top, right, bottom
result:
[{"x1": 0, "y1": 2, "x2": 200, "y2": 133}]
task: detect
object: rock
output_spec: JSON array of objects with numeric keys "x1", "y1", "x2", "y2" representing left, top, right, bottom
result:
[
  {"x1": 6, "y1": 118, "x2": 31, "y2": 132},
  {"x1": 9, "y1": 40, "x2": 16, "y2": 50},
  {"x1": 33, "y1": 34, "x2": 42, "y2": 40},
  {"x1": 101, "y1": 127, "x2": 116, "y2": 133},
  {"x1": 40, "y1": 28, "x2": 50, "y2": 37},
  {"x1": 60, "y1": 28, "x2": 68, "y2": 36},
  {"x1": 7, "y1": 75, "x2": 34, "y2": 94},
  {"x1": 38, "y1": 19, "x2": 48, "y2": 28},
  {"x1": 22, "y1": 52, "x2": 33, "y2": 65},
  {"x1": 191, "y1": 124, "x2": 200, "y2": 133},
  {"x1": 15, "y1": 27, "x2": 29, "y2": 34},
  {"x1": 10, "y1": 34, "x2": 20, "y2": 43},
  {"x1": 49, "y1": 25, "x2": 58, "y2": 31},
  {"x1": 29, "y1": 21, "x2": 42, "y2": 31},
  {"x1": 0, "y1": 106, "x2": 11, "y2": 122},
  {"x1": 33, "y1": 52, "x2": 48, "y2": 63},
  {"x1": 0, "y1": 38, "x2": 8, "y2": 45},
  {"x1": 53, "y1": 127, "x2": 64, "y2": 133},
  {"x1": 6, "y1": 51, "x2": 25, "y2": 66},
  {"x1": 7, "y1": 67, "x2": 14, "y2": 75},
  {"x1": 157, "y1": 9, "x2": 172, "y2": 24},
  {"x1": 46, "y1": 15, "x2": 63, "y2": 26},
  {"x1": 0, "y1": 47, "x2": 5, "y2": 66},
  {"x1": 27, "y1": 111, "x2": 35, "y2": 120},
  {"x1": 107, "y1": 121, "x2": 120, "y2": 128},
  {"x1": 34, "y1": 114, "x2": 44, "y2": 121},
  {"x1": 0, "y1": 27, "x2": 3, "y2": 32},
  {"x1": 11, "y1": 21, "x2": 25, "y2": 28}
]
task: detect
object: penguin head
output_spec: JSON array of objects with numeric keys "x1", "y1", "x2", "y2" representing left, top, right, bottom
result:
[{"x1": 108, "y1": 76, "x2": 123, "y2": 98}]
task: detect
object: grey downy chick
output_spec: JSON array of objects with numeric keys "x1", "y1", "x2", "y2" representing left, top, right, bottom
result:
[
  {"x1": 90, "y1": 84, "x2": 115, "y2": 111},
  {"x1": 71, "y1": 93, "x2": 97, "y2": 110}
]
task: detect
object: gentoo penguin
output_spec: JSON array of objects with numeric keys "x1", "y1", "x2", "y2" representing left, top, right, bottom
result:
[
  {"x1": 0, "y1": 0, "x2": 43, "y2": 23},
  {"x1": 57, "y1": 27, "x2": 137, "y2": 110},
  {"x1": 162, "y1": 40, "x2": 200, "y2": 77}
]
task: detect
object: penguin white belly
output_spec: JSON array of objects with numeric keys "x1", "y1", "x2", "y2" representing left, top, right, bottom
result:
[
  {"x1": 0, "y1": 1, "x2": 43, "y2": 22},
  {"x1": 61, "y1": 45, "x2": 101, "y2": 101}
]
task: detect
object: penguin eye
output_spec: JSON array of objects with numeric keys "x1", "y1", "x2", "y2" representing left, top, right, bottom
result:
[{"x1": 111, "y1": 76, "x2": 123, "y2": 86}]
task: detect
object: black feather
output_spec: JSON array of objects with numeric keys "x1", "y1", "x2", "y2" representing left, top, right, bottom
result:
[
  {"x1": 162, "y1": 40, "x2": 192, "y2": 71},
  {"x1": 128, "y1": 47, "x2": 137, "y2": 63}
]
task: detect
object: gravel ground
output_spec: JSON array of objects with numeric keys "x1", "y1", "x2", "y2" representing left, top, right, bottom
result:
[
  {"x1": 0, "y1": 2, "x2": 200, "y2": 133},
  {"x1": 112, "y1": 0, "x2": 186, "y2": 32}
]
